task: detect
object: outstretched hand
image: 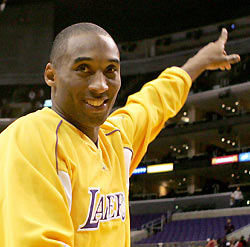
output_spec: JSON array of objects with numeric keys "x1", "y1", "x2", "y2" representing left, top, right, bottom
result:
[
  {"x1": 181, "y1": 28, "x2": 241, "y2": 81},
  {"x1": 199, "y1": 28, "x2": 240, "y2": 71}
]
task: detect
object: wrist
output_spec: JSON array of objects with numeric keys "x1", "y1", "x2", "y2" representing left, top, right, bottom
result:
[{"x1": 181, "y1": 55, "x2": 206, "y2": 82}]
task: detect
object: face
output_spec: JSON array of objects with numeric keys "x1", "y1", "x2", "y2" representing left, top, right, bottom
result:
[{"x1": 46, "y1": 33, "x2": 121, "y2": 136}]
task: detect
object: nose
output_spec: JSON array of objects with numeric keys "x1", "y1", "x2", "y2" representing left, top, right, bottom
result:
[{"x1": 88, "y1": 71, "x2": 108, "y2": 94}]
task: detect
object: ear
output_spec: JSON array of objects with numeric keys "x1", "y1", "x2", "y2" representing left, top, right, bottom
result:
[{"x1": 44, "y1": 63, "x2": 56, "y2": 87}]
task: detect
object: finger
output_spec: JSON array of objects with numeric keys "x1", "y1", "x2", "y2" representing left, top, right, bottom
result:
[
  {"x1": 220, "y1": 66, "x2": 225, "y2": 71},
  {"x1": 226, "y1": 54, "x2": 241, "y2": 64},
  {"x1": 225, "y1": 64, "x2": 231, "y2": 70},
  {"x1": 217, "y1": 28, "x2": 228, "y2": 46}
]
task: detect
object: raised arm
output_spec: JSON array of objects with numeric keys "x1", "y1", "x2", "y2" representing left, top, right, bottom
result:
[
  {"x1": 107, "y1": 28, "x2": 241, "y2": 175},
  {"x1": 181, "y1": 28, "x2": 241, "y2": 81}
]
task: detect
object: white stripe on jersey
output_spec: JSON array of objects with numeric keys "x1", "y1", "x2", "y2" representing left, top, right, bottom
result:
[
  {"x1": 123, "y1": 148, "x2": 132, "y2": 189},
  {"x1": 58, "y1": 170, "x2": 72, "y2": 212}
]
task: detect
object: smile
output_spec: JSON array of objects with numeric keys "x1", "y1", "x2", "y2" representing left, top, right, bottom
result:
[{"x1": 86, "y1": 99, "x2": 107, "y2": 107}]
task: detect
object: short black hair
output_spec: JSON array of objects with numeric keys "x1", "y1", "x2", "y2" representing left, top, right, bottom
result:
[{"x1": 50, "y1": 22, "x2": 114, "y2": 68}]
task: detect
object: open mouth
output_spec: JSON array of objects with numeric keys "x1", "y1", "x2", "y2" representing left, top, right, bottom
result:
[{"x1": 86, "y1": 99, "x2": 108, "y2": 107}]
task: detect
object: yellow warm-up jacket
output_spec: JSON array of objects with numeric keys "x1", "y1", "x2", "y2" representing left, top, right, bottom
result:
[{"x1": 0, "y1": 67, "x2": 191, "y2": 246}]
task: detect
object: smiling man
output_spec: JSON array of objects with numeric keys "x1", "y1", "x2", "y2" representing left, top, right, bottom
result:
[
  {"x1": 46, "y1": 27, "x2": 121, "y2": 143},
  {"x1": 0, "y1": 23, "x2": 240, "y2": 247}
]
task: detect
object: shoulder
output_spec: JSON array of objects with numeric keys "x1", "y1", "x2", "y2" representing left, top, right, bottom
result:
[
  {"x1": 104, "y1": 111, "x2": 133, "y2": 136},
  {"x1": 101, "y1": 118, "x2": 121, "y2": 135},
  {"x1": 0, "y1": 108, "x2": 62, "y2": 147},
  {"x1": 101, "y1": 116, "x2": 132, "y2": 149}
]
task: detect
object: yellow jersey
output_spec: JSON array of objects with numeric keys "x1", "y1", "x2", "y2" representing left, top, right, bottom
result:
[{"x1": 0, "y1": 67, "x2": 191, "y2": 246}]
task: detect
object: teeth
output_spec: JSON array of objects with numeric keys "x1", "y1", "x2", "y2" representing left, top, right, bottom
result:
[{"x1": 86, "y1": 99, "x2": 105, "y2": 107}]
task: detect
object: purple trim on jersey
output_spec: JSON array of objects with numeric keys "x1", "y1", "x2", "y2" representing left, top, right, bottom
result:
[
  {"x1": 50, "y1": 108, "x2": 99, "y2": 147},
  {"x1": 55, "y1": 120, "x2": 63, "y2": 174},
  {"x1": 50, "y1": 108, "x2": 74, "y2": 127},
  {"x1": 105, "y1": 129, "x2": 120, "y2": 136}
]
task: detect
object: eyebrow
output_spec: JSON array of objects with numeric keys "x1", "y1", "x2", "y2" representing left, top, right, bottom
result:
[{"x1": 74, "y1": 57, "x2": 120, "y2": 64}]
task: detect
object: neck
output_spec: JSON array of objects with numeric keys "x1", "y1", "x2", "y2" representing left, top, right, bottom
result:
[
  {"x1": 51, "y1": 107, "x2": 100, "y2": 144},
  {"x1": 81, "y1": 126, "x2": 99, "y2": 144},
  {"x1": 71, "y1": 123, "x2": 100, "y2": 145}
]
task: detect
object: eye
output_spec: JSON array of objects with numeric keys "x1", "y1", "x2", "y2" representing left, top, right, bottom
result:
[
  {"x1": 76, "y1": 64, "x2": 90, "y2": 73},
  {"x1": 105, "y1": 65, "x2": 118, "y2": 74}
]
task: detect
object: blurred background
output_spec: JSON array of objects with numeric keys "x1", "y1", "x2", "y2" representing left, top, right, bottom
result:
[{"x1": 0, "y1": 1, "x2": 250, "y2": 246}]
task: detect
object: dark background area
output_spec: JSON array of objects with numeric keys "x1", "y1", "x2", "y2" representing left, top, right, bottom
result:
[
  {"x1": 1, "y1": 0, "x2": 250, "y2": 202},
  {"x1": 6, "y1": 0, "x2": 250, "y2": 42}
]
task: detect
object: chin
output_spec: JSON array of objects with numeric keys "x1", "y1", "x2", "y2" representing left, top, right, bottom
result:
[{"x1": 89, "y1": 114, "x2": 109, "y2": 127}]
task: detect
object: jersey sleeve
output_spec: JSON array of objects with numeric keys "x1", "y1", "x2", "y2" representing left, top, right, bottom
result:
[
  {"x1": 107, "y1": 67, "x2": 192, "y2": 175},
  {"x1": 0, "y1": 118, "x2": 74, "y2": 246}
]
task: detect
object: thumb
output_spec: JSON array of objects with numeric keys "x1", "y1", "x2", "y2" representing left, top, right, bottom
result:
[
  {"x1": 225, "y1": 54, "x2": 241, "y2": 64},
  {"x1": 217, "y1": 28, "x2": 228, "y2": 46}
]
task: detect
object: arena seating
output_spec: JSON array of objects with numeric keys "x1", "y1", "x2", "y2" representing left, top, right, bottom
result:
[
  {"x1": 135, "y1": 214, "x2": 250, "y2": 244},
  {"x1": 130, "y1": 213, "x2": 164, "y2": 230}
]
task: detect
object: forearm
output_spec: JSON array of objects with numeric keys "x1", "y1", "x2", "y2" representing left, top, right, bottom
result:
[{"x1": 181, "y1": 55, "x2": 207, "y2": 82}]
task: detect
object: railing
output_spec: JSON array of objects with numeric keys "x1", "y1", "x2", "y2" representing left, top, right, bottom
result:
[
  {"x1": 141, "y1": 215, "x2": 166, "y2": 234},
  {"x1": 119, "y1": 16, "x2": 250, "y2": 61},
  {"x1": 130, "y1": 192, "x2": 232, "y2": 215},
  {"x1": 132, "y1": 240, "x2": 206, "y2": 247}
]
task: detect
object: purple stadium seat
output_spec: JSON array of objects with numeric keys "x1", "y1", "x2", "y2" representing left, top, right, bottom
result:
[{"x1": 135, "y1": 214, "x2": 250, "y2": 244}]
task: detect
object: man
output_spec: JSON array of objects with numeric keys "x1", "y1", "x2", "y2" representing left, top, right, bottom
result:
[
  {"x1": 225, "y1": 218, "x2": 235, "y2": 235},
  {"x1": 232, "y1": 186, "x2": 244, "y2": 207},
  {"x1": 0, "y1": 23, "x2": 240, "y2": 246},
  {"x1": 206, "y1": 238, "x2": 217, "y2": 247}
]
